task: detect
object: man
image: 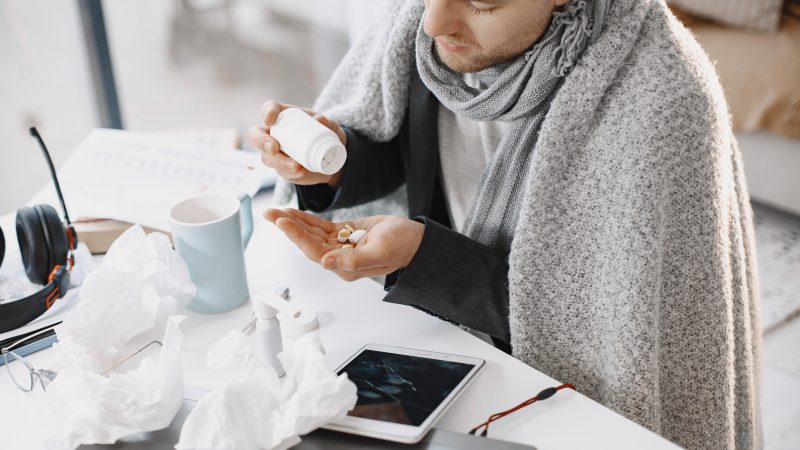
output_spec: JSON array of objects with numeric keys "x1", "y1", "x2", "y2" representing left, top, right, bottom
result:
[{"x1": 247, "y1": 0, "x2": 761, "y2": 448}]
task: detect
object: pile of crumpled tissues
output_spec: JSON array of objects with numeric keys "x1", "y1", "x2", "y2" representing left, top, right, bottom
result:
[
  {"x1": 32, "y1": 225, "x2": 358, "y2": 450},
  {"x1": 175, "y1": 330, "x2": 358, "y2": 450},
  {"x1": 37, "y1": 225, "x2": 196, "y2": 449}
]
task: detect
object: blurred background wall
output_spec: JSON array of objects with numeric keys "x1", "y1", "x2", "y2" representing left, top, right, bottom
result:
[{"x1": 0, "y1": 0, "x2": 387, "y2": 213}]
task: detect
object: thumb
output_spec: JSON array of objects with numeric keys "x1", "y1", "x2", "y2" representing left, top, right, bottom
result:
[
  {"x1": 321, "y1": 244, "x2": 387, "y2": 272},
  {"x1": 321, "y1": 247, "x2": 355, "y2": 271}
]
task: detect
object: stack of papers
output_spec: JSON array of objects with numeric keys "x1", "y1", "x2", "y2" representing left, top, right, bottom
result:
[{"x1": 30, "y1": 129, "x2": 274, "y2": 232}]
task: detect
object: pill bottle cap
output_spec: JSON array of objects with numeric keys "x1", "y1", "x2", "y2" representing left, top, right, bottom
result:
[
  {"x1": 310, "y1": 135, "x2": 346, "y2": 175},
  {"x1": 279, "y1": 309, "x2": 319, "y2": 339}
]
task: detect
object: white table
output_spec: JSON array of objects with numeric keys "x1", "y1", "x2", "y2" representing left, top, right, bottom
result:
[{"x1": 0, "y1": 192, "x2": 679, "y2": 449}]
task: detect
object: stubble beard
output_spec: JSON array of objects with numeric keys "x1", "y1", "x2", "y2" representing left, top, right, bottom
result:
[
  {"x1": 434, "y1": 41, "x2": 512, "y2": 73},
  {"x1": 433, "y1": 20, "x2": 547, "y2": 73}
]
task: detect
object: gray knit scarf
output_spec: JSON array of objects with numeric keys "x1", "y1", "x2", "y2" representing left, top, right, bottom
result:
[{"x1": 415, "y1": 0, "x2": 610, "y2": 252}]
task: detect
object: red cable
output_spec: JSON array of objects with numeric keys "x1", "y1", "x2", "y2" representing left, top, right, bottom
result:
[{"x1": 470, "y1": 383, "x2": 576, "y2": 436}]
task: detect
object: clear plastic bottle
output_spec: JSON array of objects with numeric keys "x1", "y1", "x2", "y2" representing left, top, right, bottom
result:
[{"x1": 270, "y1": 108, "x2": 347, "y2": 175}]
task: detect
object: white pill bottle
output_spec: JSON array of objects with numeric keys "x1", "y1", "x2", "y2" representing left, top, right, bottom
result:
[{"x1": 269, "y1": 108, "x2": 347, "y2": 175}]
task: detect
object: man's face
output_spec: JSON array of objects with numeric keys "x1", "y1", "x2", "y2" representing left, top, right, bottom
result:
[{"x1": 422, "y1": 0, "x2": 569, "y2": 73}]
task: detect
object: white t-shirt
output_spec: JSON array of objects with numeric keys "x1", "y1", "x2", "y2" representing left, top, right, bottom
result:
[{"x1": 437, "y1": 74, "x2": 509, "y2": 232}]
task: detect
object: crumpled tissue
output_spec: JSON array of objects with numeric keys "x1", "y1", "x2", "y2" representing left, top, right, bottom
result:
[
  {"x1": 38, "y1": 225, "x2": 196, "y2": 448},
  {"x1": 53, "y1": 225, "x2": 196, "y2": 371},
  {"x1": 42, "y1": 316, "x2": 186, "y2": 449},
  {"x1": 175, "y1": 330, "x2": 358, "y2": 450}
]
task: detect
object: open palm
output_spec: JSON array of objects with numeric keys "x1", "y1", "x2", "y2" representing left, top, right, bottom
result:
[{"x1": 263, "y1": 208, "x2": 424, "y2": 282}]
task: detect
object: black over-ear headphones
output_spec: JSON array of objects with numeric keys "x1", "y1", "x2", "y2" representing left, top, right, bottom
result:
[{"x1": 0, "y1": 128, "x2": 77, "y2": 333}]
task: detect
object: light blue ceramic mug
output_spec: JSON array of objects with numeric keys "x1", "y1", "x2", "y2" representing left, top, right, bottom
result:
[{"x1": 169, "y1": 193, "x2": 253, "y2": 314}]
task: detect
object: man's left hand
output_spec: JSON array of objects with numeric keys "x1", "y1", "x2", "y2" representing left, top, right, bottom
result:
[{"x1": 263, "y1": 208, "x2": 425, "y2": 281}]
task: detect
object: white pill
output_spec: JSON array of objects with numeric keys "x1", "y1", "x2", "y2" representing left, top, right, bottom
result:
[
  {"x1": 337, "y1": 228, "x2": 351, "y2": 243},
  {"x1": 348, "y1": 229, "x2": 367, "y2": 244}
]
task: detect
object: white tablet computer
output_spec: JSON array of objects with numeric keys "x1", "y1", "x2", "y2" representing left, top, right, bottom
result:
[{"x1": 324, "y1": 344, "x2": 485, "y2": 444}]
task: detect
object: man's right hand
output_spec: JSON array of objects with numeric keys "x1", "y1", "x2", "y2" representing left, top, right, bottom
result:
[{"x1": 246, "y1": 100, "x2": 346, "y2": 187}]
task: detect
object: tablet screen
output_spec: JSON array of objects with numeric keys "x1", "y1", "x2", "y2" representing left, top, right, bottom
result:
[{"x1": 338, "y1": 350, "x2": 476, "y2": 426}]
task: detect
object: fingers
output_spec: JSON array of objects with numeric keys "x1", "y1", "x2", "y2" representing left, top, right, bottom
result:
[
  {"x1": 247, "y1": 124, "x2": 305, "y2": 178},
  {"x1": 261, "y1": 100, "x2": 317, "y2": 127},
  {"x1": 246, "y1": 126, "x2": 278, "y2": 153},
  {"x1": 320, "y1": 244, "x2": 389, "y2": 272},
  {"x1": 260, "y1": 100, "x2": 288, "y2": 127},
  {"x1": 253, "y1": 104, "x2": 335, "y2": 185},
  {"x1": 314, "y1": 113, "x2": 346, "y2": 145},
  {"x1": 260, "y1": 99, "x2": 344, "y2": 144},
  {"x1": 349, "y1": 215, "x2": 386, "y2": 231},
  {"x1": 283, "y1": 208, "x2": 336, "y2": 234},
  {"x1": 273, "y1": 217, "x2": 332, "y2": 262},
  {"x1": 326, "y1": 244, "x2": 392, "y2": 281},
  {"x1": 259, "y1": 147, "x2": 310, "y2": 181},
  {"x1": 264, "y1": 208, "x2": 282, "y2": 223},
  {"x1": 266, "y1": 208, "x2": 398, "y2": 280},
  {"x1": 273, "y1": 215, "x2": 328, "y2": 244},
  {"x1": 264, "y1": 209, "x2": 331, "y2": 241},
  {"x1": 246, "y1": 125, "x2": 265, "y2": 151},
  {"x1": 330, "y1": 266, "x2": 391, "y2": 282}
]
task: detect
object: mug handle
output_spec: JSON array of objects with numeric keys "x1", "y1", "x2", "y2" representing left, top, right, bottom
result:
[{"x1": 237, "y1": 192, "x2": 254, "y2": 248}]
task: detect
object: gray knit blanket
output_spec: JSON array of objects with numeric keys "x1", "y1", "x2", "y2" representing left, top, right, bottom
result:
[{"x1": 278, "y1": 0, "x2": 762, "y2": 448}]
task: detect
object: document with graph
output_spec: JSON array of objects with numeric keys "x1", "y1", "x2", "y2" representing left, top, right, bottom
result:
[{"x1": 30, "y1": 129, "x2": 274, "y2": 231}]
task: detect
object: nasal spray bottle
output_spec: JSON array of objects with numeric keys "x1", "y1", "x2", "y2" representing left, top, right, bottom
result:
[
  {"x1": 269, "y1": 108, "x2": 347, "y2": 175},
  {"x1": 251, "y1": 289, "x2": 319, "y2": 378}
]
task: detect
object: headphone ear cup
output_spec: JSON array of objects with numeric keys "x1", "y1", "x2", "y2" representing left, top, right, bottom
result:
[
  {"x1": 16, "y1": 206, "x2": 51, "y2": 285},
  {"x1": 0, "y1": 225, "x2": 5, "y2": 268},
  {"x1": 38, "y1": 204, "x2": 68, "y2": 269}
]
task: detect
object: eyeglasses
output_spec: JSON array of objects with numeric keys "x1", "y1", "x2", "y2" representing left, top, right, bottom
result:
[
  {"x1": 469, "y1": 383, "x2": 576, "y2": 437},
  {"x1": 1, "y1": 326, "x2": 59, "y2": 392},
  {"x1": 2, "y1": 326, "x2": 162, "y2": 392},
  {"x1": 99, "y1": 340, "x2": 163, "y2": 375}
]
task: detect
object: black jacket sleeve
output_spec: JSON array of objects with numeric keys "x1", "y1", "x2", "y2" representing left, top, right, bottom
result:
[
  {"x1": 296, "y1": 126, "x2": 405, "y2": 213},
  {"x1": 383, "y1": 217, "x2": 511, "y2": 346}
]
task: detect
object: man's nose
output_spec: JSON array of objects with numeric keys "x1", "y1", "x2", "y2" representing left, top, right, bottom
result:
[{"x1": 423, "y1": 0, "x2": 461, "y2": 37}]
